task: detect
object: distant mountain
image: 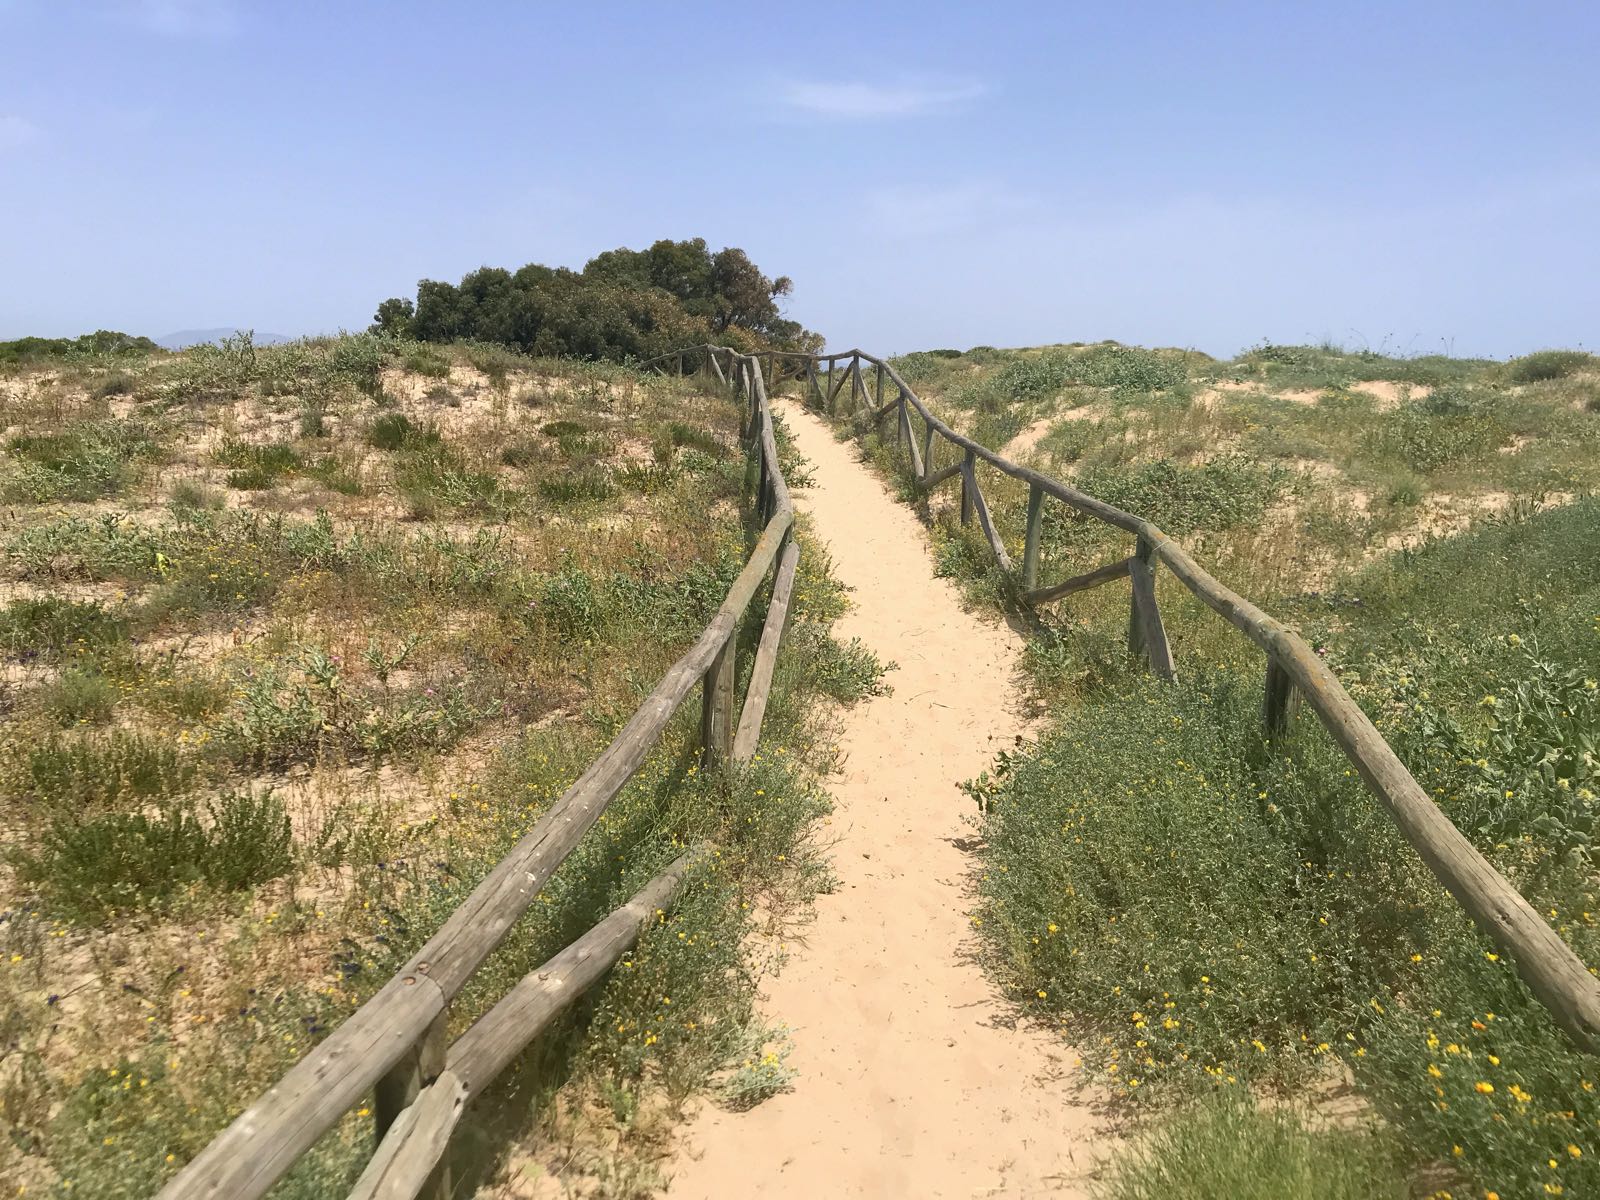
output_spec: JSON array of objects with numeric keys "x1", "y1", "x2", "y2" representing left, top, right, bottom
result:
[{"x1": 156, "y1": 328, "x2": 294, "y2": 350}]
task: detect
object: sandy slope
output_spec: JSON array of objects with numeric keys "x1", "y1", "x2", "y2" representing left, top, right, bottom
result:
[{"x1": 664, "y1": 400, "x2": 1107, "y2": 1198}]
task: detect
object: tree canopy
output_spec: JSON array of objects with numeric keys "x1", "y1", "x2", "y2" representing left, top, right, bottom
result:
[{"x1": 371, "y1": 238, "x2": 819, "y2": 361}]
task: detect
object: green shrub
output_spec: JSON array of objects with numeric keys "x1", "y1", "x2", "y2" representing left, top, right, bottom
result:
[
  {"x1": 661, "y1": 420, "x2": 722, "y2": 456},
  {"x1": 401, "y1": 346, "x2": 451, "y2": 378},
  {"x1": 10, "y1": 791, "x2": 293, "y2": 919},
  {"x1": 462, "y1": 340, "x2": 523, "y2": 385},
  {"x1": 0, "y1": 330, "x2": 157, "y2": 366},
  {"x1": 1508, "y1": 349, "x2": 1599, "y2": 383},
  {"x1": 12, "y1": 733, "x2": 196, "y2": 809},
  {"x1": 216, "y1": 438, "x2": 301, "y2": 489},
  {"x1": 91, "y1": 372, "x2": 137, "y2": 399},
  {"x1": 3, "y1": 418, "x2": 161, "y2": 502},
  {"x1": 306, "y1": 455, "x2": 363, "y2": 495},
  {"x1": 994, "y1": 354, "x2": 1075, "y2": 402},
  {"x1": 1096, "y1": 1093, "x2": 1406, "y2": 1200},
  {"x1": 789, "y1": 627, "x2": 892, "y2": 702},
  {"x1": 5, "y1": 513, "x2": 169, "y2": 581},
  {"x1": 1076, "y1": 456, "x2": 1289, "y2": 534},
  {"x1": 970, "y1": 669, "x2": 1425, "y2": 1094},
  {"x1": 1362, "y1": 397, "x2": 1508, "y2": 472},
  {"x1": 368, "y1": 411, "x2": 418, "y2": 449},
  {"x1": 0, "y1": 596, "x2": 127, "y2": 658},
  {"x1": 1076, "y1": 344, "x2": 1188, "y2": 391},
  {"x1": 499, "y1": 440, "x2": 542, "y2": 467},
  {"x1": 298, "y1": 401, "x2": 328, "y2": 438},
  {"x1": 394, "y1": 440, "x2": 500, "y2": 515},
  {"x1": 40, "y1": 667, "x2": 119, "y2": 725},
  {"x1": 538, "y1": 469, "x2": 616, "y2": 504},
  {"x1": 168, "y1": 478, "x2": 225, "y2": 511}
]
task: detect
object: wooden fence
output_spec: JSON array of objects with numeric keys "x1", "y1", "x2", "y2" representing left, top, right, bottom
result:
[
  {"x1": 741, "y1": 343, "x2": 1600, "y2": 1056},
  {"x1": 159, "y1": 348, "x2": 796, "y2": 1199}
]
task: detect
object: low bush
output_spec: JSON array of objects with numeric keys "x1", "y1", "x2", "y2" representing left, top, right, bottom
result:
[
  {"x1": 10, "y1": 791, "x2": 293, "y2": 919},
  {"x1": 1508, "y1": 349, "x2": 1599, "y2": 384},
  {"x1": 9, "y1": 733, "x2": 196, "y2": 810},
  {"x1": 1097, "y1": 1093, "x2": 1405, "y2": 1200},
  {"x1": 3, "y1": 418, "x2": 161, "y2": 502},
  {"x1": 0, "y1": 596, "x2": 127, "y2": 658},
  {"x1": 216, "y1": 439, "x2": 302, "y2": 489},
  {"x1": 367, "y1": 411, "x2": 431, "y2": 450},
  {"x1": 1075, "y1": 455, "x2": 1290, "y2": 534},
  {"x1": 538, "y1": 469, "x2": 616, "y2": 505},
  {"x1": 39, "y1": 667, "x2": 119, "y2": 725}
]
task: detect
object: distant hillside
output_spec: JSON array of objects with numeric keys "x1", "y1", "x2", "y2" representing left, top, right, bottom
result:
[{"x1": 156, "y1": 328, "x2": 293, "y2": 350}]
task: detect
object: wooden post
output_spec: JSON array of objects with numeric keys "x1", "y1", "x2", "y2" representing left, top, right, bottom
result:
[
  {"x1": 675, "y1": 351, "x2": 684, "y2": 377},
  {"x1": 1022, "y1": 484, "x2": 1045, "y2": 591},
  {"x1": 374, "y1": 1012, "x2": 447, "y2": 1140},
  {"x1": 960, "y1": 447, "x2": 975, "y2": 526},
  {"x1": 1264, "y1": 654, "x2": 1301, "y2": 742},
  {"x1": 700, "y1": 632, "x2": 735, "y2": 767},
  {"x1": 896, "y1": 394, "x2": 908, "y2": 450},
  {"x1": 374, "y1": 1008, "x2": 450, "y2": 1200},
  {"x1": 732, "y1": 537, "x2": 801, "y2": 762},
  {"x1": 920, "y1": 416, "x2": 936, "y2": 483},
  {"x1": 964, "y1": 463, "x2": 1013, "y2": 572},
  {"x1": 875, "y1": 361, "x2": 884, "y2": 409},
  {"x1": 826, "y1": 360, "x2": 835, "y2": 413},
  {"x1": 757, "y1": 446, "x2": 770, "y2": 522},
  {"x1": 903, "y1": 397, "x2": 925, "y2": 479},
  {"x1": 1128, "y1": 536, "x2": 1175, "y2": 680}
]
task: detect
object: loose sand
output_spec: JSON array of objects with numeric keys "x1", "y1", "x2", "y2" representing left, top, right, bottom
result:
[{"x1": 665, "y1": 400, "x2": 1107, "y2": 1198}]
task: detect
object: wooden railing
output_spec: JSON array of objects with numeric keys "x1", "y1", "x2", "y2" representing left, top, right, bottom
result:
[
  {"x1": 742, "y1": 344, "x2": 1600, "y2": 1055},
  {"x1": 160, "y1": 347, "x2": 797, "y2": 1199}
]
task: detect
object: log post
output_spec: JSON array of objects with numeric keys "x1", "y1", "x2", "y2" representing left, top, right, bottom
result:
[
  {"x1": 374, "y1": 1009, "x2": 450, "y2": 1196},
  {"x1": 960, "y1": 447, "x2": 976, "y2": 526},
  {"x1": 1022, "y1": 483, "x2": 1045, "y2": 591},
  {"x1": 903, "y1": 396, "x2": 926, "y2": 479},
  {"x1": 896, "y1": 393, "x2": 908, "y2": 450},
  {"x1": 875, "y1": 361, "x2": 884, "y2": 409},
  {"x1": 1263, "y1": 654, "x2": 1301, "y2": 742},
  {"x1": 920, "y1": 415, "x2": 936, "y2": 483},
  {"x1": 826, "y1": 360, "x2": 835, "y2": 414},
  {"x1": 964, "y1": 462, "x2": 1013, "y2": 571},
  {"x1": 675, "y1": 351, "x2": 684, "y2": 377},
  {"x1": 1128, "y1": 536, "x2": 1175, "y2": 680},
  {"x1": 700, "y1": 631, "x2": 735, "y2": 767}
]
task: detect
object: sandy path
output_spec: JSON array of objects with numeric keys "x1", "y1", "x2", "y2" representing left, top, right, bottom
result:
[{"x1": 665, "y1": 401, "x2": 1106, "y2": 1198}]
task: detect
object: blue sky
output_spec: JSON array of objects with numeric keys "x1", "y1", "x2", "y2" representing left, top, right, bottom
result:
[{"x1": 2, "y1": 0, "x2": 1596, "y2": 358}]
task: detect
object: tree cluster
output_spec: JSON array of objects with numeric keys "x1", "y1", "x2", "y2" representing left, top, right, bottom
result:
[{"x1": 371, "y1": 238, "x2": 819, "y2": 361}]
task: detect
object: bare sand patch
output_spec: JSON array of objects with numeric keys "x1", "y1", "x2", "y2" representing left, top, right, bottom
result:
[{"x1": 1351, "y1": 380, "x2": 1429, "y2": 410}]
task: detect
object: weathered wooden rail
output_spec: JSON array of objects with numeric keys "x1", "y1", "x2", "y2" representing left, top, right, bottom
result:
[
  {"x1": 159, "y1": 348, "x2": 798, "y2": 1199},
  {"x1": 736, "y1": 343, "x2": 1600, "y2": 1055}
]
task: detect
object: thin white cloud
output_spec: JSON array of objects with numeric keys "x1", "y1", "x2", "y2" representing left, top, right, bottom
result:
[
  {"x1": 864, "y1": 181, "x2": 1037, "y2": 237},
  {"x1": 0, "y1": 114, "x2": 42, "y2": 150},
  {"x1": 779, "y1": 78, "x2": 984, "y2": 120},
  {"x1": 125, "y1": 0, "x2": 238, "y2": 37}
]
